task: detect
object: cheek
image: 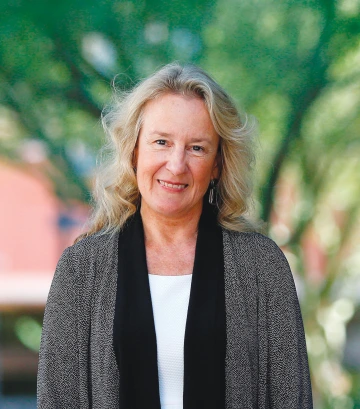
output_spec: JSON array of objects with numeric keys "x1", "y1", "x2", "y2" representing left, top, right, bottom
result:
[
  {"x1": 193, "y1": 161, "x2": 215, "y2": 185},
  {"x1": 136, "y1": 156, "x2": 162, "y2": 185}
]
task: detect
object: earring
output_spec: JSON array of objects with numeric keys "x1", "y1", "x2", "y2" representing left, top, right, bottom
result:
[{"x1": 209, "y1": 179, "x2": 216, "y2": 204}]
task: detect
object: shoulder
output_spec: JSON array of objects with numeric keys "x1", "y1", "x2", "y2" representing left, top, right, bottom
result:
[
  {"x1": 49, "y1": 230, "x2": 119, "y2": 297},
  {"x1": 54, "y1": 230, "x2": 119, "y2": 283},
  {"x1": 222, "y1": 229, "x2": 292, "y2": 282},
  {"x1": 64, "y1": 229, "x2": 119, "y2": 262},
  {"x1": 222, "y1": 229, "x2": 286, "y2": 259}
]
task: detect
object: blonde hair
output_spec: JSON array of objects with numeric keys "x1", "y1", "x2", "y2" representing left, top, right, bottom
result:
[{"x1": 74, "y1": 63, "x2": 261, "y2": 244}]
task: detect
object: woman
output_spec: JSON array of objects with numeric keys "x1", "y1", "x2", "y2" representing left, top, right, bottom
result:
[{"x1": 37, "y1": 63, "x2": 313, "y2": 409}]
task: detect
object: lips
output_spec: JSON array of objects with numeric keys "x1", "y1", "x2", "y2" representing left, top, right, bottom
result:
[{"x1": 158, "y1": 180, "x2": 188, "y2": 190}]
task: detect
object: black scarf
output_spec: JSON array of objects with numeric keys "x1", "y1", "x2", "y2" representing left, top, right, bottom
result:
[{"x1": 113, "y1": 201, "x2": 226, "y2": 409}]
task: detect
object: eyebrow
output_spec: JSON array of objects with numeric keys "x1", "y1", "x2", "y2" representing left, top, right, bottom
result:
[
  {"x1": 149, "y1": 131, "x2": 213, "y2": 144},
  {"x1": 149, "y1": 131, "x2": 172, "y2": 137}
]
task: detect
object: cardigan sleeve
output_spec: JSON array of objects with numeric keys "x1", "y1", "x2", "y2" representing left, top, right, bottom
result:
[
  {"x1": 255, "y1": 234, "x2": 313, "y2": 409},
  {"x1": 37, "y1": 246, "x2": 81, "y2": 408}
]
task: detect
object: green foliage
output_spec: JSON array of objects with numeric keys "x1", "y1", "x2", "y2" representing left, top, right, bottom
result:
[
  {"x1": 0, "y1": 0, "x2": 214, "y2": 200},
  {"x1": 14, "y1": 316, "x2": 42, "y2": 352}
]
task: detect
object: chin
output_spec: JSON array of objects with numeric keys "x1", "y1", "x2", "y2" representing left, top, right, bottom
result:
[
  {"x1": 141, "y1": 195, "x2": 203, "y2": 218},
  {"x1": 157, "y1": 201, "x2": 204, "y2": 219},
  {"x1": 145, "y1": 200, "x2": 187, "y2": 217}
]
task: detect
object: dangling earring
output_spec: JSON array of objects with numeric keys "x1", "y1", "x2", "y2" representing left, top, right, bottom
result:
[{"x1": 209, "y1": 179, "x2": 216, "y2": 204}]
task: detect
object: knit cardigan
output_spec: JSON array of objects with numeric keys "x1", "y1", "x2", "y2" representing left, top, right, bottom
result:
[{"x1": 37, "y1": 228, "x2": 313, "y2": 409}]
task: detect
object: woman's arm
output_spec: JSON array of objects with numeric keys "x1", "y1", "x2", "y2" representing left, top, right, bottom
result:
[
  {"x1": 37, "y1": 247, "x2": 81, "y2": 408},
  {"x1": 256, "y1": 235, "x2": 313, "y2": 409}
]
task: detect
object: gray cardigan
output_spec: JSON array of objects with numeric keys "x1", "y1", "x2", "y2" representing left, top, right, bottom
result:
[{"x1": 37, "y1": 229, "x2": 313, "y2": 408}]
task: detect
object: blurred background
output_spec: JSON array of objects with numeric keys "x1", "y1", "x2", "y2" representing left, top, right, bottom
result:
[{"x1": 0, "y1": 0, "x2": 359, "y2": 407}]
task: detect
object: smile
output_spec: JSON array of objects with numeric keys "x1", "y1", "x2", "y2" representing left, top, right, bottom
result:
[{"x1": 158, "y1": 180, "x2": 188, "y2": 190}]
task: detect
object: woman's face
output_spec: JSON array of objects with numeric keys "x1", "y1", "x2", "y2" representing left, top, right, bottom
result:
[{"x1": 134, "y1": 93, "x2": 220, "y2": 220}]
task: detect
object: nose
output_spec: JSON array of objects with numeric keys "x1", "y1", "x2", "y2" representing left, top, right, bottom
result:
[{"x1": 166, "y1": 147, "x2": 187, "y2": 175}]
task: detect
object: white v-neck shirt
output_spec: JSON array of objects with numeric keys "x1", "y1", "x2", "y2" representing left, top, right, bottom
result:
[{"x1": 148, "y1": 274, "x2": 193, "y2": 409}]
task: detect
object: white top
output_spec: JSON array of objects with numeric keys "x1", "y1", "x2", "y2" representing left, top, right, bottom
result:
[{"x1": 148, "y1": 274, "x2": 193, "y2": 409}]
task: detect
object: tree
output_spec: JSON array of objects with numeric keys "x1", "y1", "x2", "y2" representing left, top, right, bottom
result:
[{"x1": 203, "y1": 0, "x2": 360, "y2": 406}]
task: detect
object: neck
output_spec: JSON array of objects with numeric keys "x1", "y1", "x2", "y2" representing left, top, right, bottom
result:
[{"x1": 140, "y1": 203, "x2": 202, "y2": 246}]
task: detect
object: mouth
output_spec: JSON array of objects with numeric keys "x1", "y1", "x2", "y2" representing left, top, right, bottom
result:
[{"x1": 158, "y1": 180, "x2": 188, "y2": 190}]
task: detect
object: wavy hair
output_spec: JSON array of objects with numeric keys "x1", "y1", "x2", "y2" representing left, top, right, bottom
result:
[{"x1": 74, "y1": 63, "x2": 262, "y2": 243}]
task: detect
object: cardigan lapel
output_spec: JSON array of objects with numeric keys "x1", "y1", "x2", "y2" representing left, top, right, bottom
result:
[
  {"x1": 113, "y1": 210, "x2": 161, "y2": 409},
  {"x1": 183, "y1": 201, "x2": 226, "y2": 409},
  {"x1": 113, "y1": 201, "x2": 226, "y2": 409}
]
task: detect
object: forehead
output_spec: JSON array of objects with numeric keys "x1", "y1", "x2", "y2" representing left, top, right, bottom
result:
[{"x1": 140, "y1": 93, "x2": 218, "y2": 142}]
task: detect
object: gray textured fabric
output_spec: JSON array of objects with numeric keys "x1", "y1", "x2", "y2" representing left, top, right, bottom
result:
[{"x1": 37, "y1": 229, "x2": 313, "y2": 408}]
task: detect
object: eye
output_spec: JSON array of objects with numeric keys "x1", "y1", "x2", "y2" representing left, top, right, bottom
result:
[
  {"x1": 155, "y1": 139, "x2": 166, "y2": 145},
  {"x1": 191, "y1": 145, "x2": 204, "y2": 152}
]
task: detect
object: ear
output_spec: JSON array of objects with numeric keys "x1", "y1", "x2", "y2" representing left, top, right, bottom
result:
[
  {"x1": 211, "y1": 150, "x2": 221, "y2": 180},
  {"x1": 132, "y1": 144, "x2": 138, "y2": 172}
]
